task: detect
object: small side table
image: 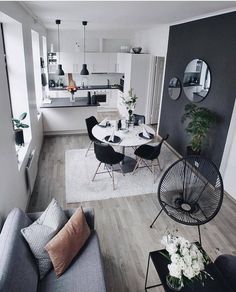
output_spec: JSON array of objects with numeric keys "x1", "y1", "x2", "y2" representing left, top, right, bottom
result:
[{"x1": 145, "y1": 245, "x2": 233, "y2": 292}]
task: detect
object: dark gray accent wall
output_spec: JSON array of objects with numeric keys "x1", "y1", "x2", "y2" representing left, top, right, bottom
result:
[{"x1": 159, "y1": 11, "x2": 236, "y2": 167}]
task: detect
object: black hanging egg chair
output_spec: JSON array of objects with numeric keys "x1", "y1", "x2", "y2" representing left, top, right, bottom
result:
[{"x1": 150, "y1": 155, "x2": 224, "y2": 245}]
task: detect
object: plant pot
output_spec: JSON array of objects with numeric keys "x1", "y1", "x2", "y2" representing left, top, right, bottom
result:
[
  {"x1": 166, "y1": 275, "x2": 183, "y2": 291},
  {"x1": 14, "y1": 129, "x2": 24, "y2": 146},
  {"x1": 187, "y1": 146, "x2": 201, "y2": 156}
]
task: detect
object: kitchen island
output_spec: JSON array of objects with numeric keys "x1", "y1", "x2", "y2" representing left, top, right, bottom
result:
[{"x1": 40, "y1": 97, "x2": 99, "y2": 135}]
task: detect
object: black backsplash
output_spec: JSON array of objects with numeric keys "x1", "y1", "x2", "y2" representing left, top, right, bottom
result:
[{"x1": 159, "y1": 12, "x2": 236, "y2": 168}]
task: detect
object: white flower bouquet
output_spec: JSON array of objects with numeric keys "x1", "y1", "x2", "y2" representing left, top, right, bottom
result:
[
  {"x1": 121, "y1": 88, "x2": 138, "y2": 121},
  {"x1": 161, "y1": 234, "x2": 212, "y2": 290}
]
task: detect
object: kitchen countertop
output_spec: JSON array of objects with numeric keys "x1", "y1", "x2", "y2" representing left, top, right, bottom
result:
[
  {"x1": 49, "y1": 84, "x2": 123, "y2": 92},
  {"x1": 40, "y1": 97, "x2": 99, "y2": 108}
]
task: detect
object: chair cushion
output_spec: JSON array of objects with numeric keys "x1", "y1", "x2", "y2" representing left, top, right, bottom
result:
[
  {"x1": 21, "y1": 198, "x2": 68, "y2": 279},
  {"x1": 214, "y1": 254, "x2": 236, "y2": 290},
  {"x1": 38, "y1": 232, "x2": 106, "y2": 292},
  {"x1": 0, "y1": 208, "x2": 38, "y2": 292},
  {"x1": 45, "y1": 207, "x2": 91, "y2": 277}
]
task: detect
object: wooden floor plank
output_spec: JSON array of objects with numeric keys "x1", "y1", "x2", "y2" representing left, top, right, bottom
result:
[{"x1": 28, "y1": 119, "x2": 236, "y2": 292}]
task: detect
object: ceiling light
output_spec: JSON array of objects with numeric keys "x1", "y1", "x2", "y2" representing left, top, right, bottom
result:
[
  {"x1": 80, "y1": 21, "x2": 89, "y2": 75},
  {"x1": 55, "y1": 19, "x2": 64, "y2": 76}
]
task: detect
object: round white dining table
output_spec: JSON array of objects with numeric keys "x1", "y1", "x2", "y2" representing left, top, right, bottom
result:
[{"x1": 92, "y1": 120, "x2": 155, "y2": 172}]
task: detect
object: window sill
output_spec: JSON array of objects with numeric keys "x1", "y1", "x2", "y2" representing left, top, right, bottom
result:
[{"x1": 16, "y1": 142, "x2": 30, "y2": 170}]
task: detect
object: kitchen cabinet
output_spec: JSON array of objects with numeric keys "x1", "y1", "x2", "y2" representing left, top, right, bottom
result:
[
  {"x1": 87, "y1": 53, "x2": 109, "y2": 73},
  {"x1": 49, "y1": 52, "x2": 118, "y2": 74},
  {"x1": 42, "y1": 106, "x2": 98, "y2": 134},
  {"x1": 60, "y1": 52, "x2": 83, "y2": 73},
  {"x1": 116, "y1": 53, "x2": 154, "y2": 117},
  {"x1": 117, "y1": 53, "x2": 131, "y2": 75},
  {"x1": 108, "y1": 53, "x2": 118, "y2": 73}
]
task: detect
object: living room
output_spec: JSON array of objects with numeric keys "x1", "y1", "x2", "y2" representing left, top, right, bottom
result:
[{"x1": 0, "y1": 1, "x2": 236, "y2": 292}]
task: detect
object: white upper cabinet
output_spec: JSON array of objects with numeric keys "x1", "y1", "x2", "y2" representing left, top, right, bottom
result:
[
  {"x1": 60, "y1": 52, "x2": 83, "y2": 73},
  {"x1": 107, "y1": 53, "x2": 118, "y2": 73},
  {"x1": 56, "y1": 52, "x2": 119, "y2": 74},
  {"x1": 86, "y1": 53, "x2": 109, "y2": 73}
]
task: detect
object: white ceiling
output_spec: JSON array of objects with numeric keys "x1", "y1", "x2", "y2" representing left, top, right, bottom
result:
[{"x1": 23, "y1": 1, "x2": 236, "y2": 32}]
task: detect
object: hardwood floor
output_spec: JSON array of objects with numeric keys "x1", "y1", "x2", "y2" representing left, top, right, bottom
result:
[{"x1": 28, "y1": 116, "x2": 236, "y2": 292}]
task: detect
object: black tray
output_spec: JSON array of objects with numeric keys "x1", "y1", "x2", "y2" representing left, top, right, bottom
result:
[
  {"x1": 139, "y1": 132, "x2": 154, "y2": 140},
  {"x1": 104, "y1": 135, "x2": 121, "y2": 143}
]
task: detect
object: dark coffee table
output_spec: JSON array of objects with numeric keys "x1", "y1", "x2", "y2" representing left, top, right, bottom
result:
[{"x1": 145, "y1": 244, "x2": 233, "y2": 291}]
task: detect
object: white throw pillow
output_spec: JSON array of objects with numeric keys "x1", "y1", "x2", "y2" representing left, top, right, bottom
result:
[{"x1": 21, "y1": 198, "x2": 68, "y2": 279}]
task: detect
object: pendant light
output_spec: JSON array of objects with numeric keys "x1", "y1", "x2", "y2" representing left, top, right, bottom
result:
[
  {"x1": 55, "y1": 19, "x2": 64, "y2": 76},
  {"x1": 80, "y1": 21, "x2": 89, "y2": 75}
]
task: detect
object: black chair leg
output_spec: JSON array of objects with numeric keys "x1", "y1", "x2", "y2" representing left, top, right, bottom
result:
[
  {"x1": 198, "y1": 225, "x2": 202, "y2": 246},
  {"x1": 150, "y1": 208, "x2": 163, "y2": 228}
]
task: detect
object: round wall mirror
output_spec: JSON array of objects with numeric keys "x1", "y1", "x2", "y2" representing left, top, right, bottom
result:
[
  {"x1": 168, "y1": 77, "x2": 181, "y2": 100},
  {"x1": 183, "y1": 59, "x2": 211, "y2": 102}
]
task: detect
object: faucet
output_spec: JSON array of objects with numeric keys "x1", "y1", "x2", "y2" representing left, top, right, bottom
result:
[{"x1": 107, "y1": 79, "x2": 110, "y2": 88}]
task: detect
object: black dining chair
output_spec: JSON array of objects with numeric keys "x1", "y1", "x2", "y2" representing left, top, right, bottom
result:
[
  {"x1": 132, "y1": 134, "x2": 169, "y2": 179},
  {"x1": 85, "y1": 116, "x2": 99, "y2": 157},
  {"x1": 133, "y1": 114, "x2": 145, "y2": 126},
  {"x1": 92, "y1": 142, "x2": 125, "y2": 190}
]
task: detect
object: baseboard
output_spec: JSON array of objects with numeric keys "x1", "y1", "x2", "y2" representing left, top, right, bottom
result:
[{"x1": 43, "y1": 130, "x2": 87, "y2": 136}]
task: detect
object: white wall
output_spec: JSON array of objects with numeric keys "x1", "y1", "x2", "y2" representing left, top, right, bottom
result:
[
  {"x1": 220, "y1": 99, "x2": 236, "y2": 200},
  {"x1": 0, "y1": 2, "x2": 46, "y2": 221},
  {"x1": 133, "y1": 24, "x2": 169, "y2": 56}
]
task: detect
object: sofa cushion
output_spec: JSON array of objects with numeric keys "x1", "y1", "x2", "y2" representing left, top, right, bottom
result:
[
  {"x1": 28, "y1": 208, "x2": 95, "y2": 230},
  {"x1": 38, "y1": 231, "x2": 106, "y2": 292},
  {"x1": 214, "y1": 254, "x2": 236, "y2": 290},
  {"x1": 21, "y1": 198, "x2": 68, "y2": 279},
  {"x1": 45, "y1": 207, "x2": 91, "y2": 277},
  {"x1": 0, "y1": 208, "x2": 38, "y2": 292}
]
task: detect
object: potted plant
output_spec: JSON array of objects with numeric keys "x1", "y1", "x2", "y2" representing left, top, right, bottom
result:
[
  {"x1": 12, "y1": 112, "x2": 29, "y2": 146},
  {"x1": 181, "y1": 104, "x2": 216, "y2": 155},
  {"x1": 121, "y1": 88, "x2": 138, "y2": 123},
  {"x1": 161, "y1": 233, "x2": 213, "y2": 291}
]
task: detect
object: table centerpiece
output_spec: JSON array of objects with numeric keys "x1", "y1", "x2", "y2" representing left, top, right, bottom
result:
[
  {"x1": 67, "y1": 85, "x2": 77, "y2": 102},
  {"x1": 161, "y1": 233, "x2": 213, "y2": 291},
  {"x1": 121, "y1": 88, "x2": 138, "y2": 126}
]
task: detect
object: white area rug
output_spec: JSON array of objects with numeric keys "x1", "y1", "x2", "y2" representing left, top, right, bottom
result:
[{"x1": 65, "y1": 144, "x2": 177, "y2": 203}]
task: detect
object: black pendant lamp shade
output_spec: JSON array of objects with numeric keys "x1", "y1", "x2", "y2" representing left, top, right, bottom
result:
[
  {"x1": 81, "y1": 64, "x2": 89, "y2": 75},
  {"x1": 56, "y1": 19, "x2": 64, "y2": 76},
  {"x1": 80, "y1": 21, "x2": 89, "y2": 75},
  {"x1": 56, "y1": 64, "x2": 64, "y2": 75}
]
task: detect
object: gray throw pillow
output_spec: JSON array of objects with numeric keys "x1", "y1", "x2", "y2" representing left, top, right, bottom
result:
[{"x1": 21, "y1": 198, "x2": 68, "y2": 279}]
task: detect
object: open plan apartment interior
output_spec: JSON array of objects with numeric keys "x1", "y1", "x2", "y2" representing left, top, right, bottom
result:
[{"x1": 0, "y1": 1, "x2": 236, "y2": 291}]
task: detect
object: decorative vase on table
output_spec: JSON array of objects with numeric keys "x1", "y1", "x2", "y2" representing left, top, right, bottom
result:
[
  {"x1": 121, "y1": 88, "x2": 138, "y2": 128},
  {"x1": 67, "y1": 73, "x2": 77, "y2": 102},
  {"x1": 161, "y1": 233, "x2": 213, "y2": 291},
  {"x1": 166, "y1": 275, "x2": 183, "y2": 291}
]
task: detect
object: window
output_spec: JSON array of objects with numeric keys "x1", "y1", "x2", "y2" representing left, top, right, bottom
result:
[
  {"x1": 31, "y1": 29, "x2": 43, "y2": 112},
  {"x1": 0, "y1": 14, "x2": 31, "y2": 165}
]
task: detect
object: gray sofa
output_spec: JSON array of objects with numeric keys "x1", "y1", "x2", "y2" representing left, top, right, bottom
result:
[{"x1": 0, "y1": 207, "x2": 106, "y2": 292}]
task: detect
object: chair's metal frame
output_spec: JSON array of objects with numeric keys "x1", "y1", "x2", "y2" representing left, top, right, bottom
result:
[
  {"x1": 85, "y1": 141, "x2": 94, "y2": 157},
  {"x1": 150, "y1": 155, "x2": 224, "y2": 247}
]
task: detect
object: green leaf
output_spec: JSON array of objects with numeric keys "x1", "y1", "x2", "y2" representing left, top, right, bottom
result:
[
  {"x1": 19, "y1": 112, "x2": 27, "y2": 121},
  {"x1": 20, "y1": 123, "x2": 29, "y2": 128},
  {"x1": 12, "y1": 119, "x2": 20, "y2": 124}
]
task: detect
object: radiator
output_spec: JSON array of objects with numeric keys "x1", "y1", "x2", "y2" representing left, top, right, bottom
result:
[{"x1": 26, "y1": 149, "x2": 39, "y2": 194}]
